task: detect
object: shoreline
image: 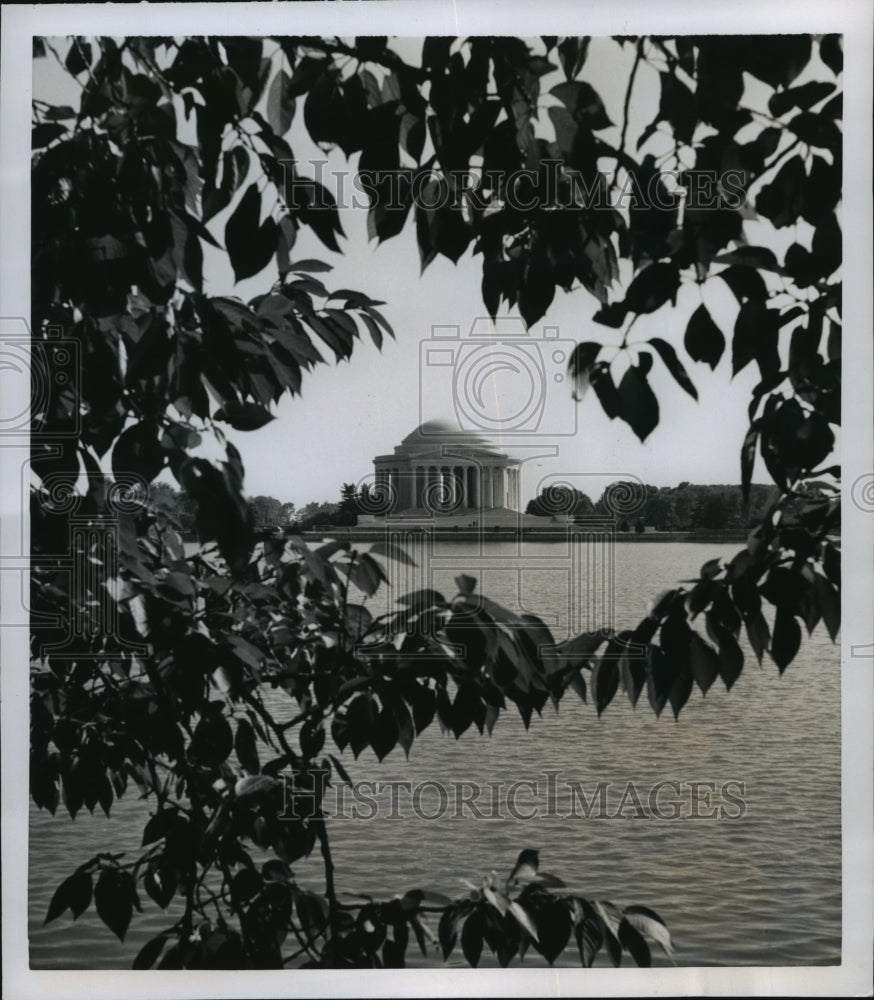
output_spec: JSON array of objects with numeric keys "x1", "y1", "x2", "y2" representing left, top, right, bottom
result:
[{"x1": 297, "y1": 528, "x2": 752, "y2": 544}]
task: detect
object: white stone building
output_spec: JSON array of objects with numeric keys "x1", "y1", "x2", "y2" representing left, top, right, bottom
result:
[{"x1": 370, "y1": 419, "x2": 521, "y2": 515}]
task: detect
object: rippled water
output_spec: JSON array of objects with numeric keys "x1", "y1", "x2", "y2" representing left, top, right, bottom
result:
[{"x1": 29, "y1": 542, "x2": 841, "y2": 968}]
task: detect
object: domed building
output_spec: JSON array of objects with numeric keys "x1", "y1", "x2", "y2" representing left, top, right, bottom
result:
[{"x1": 370, "y1": 418, "x2": 521, "y2": 516}]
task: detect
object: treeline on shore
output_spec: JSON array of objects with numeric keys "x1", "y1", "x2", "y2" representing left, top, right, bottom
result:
[{"x1": 146, "y1": 480, "x2": 829, "y2": 536}]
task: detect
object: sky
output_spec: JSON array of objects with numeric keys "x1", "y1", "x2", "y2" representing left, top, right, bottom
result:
[{"x1": 32, "y1": 34, "x2": 831, "y2": 508}]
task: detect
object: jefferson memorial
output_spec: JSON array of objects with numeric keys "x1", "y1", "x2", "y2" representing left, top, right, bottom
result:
[{"x1": 368, "y1": 419, "x2": 521, "y2": 517}]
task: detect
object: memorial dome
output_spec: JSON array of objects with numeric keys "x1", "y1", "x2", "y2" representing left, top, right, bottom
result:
[{"x1": 372, "y1": 417, "x2": 520, "y2": 514}]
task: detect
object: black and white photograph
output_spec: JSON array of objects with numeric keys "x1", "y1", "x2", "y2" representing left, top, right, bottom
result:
[{"x1": 1, "y1": 2, "x2": 872, "y2": 997}]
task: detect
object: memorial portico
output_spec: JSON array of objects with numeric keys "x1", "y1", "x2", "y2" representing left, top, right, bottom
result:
[{"x1": 372, "y1": 419, "x2": 521, "y2": 514}]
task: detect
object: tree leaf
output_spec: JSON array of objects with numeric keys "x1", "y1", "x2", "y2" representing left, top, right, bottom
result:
[
  {"x1": 531, "y1": 896, "x2": 572, "y2": 963},
  {"x1": 741, "y1": 423, "x2": 760, "y2": 502},
  {"x1": 590, "y1": 362, "x2": 623, "y2": 419},
  {"x1": 624, "y1": 263, "x2": 680, "y2": 315},
  {"x1": 141, "y1": 808, "x2": 183, "y2": 846},
  {"x1": 770, "y1": 605, "x2": 801, "y2": 672},
  {"x1": 225, "y1": 184, "x2": 278, "y2": 282},
  {"x1": 708, "y1": 617, "x2": 744, "y2": 690},
  {"x1": 591, "y1": 658, "x2": 619, "y2": 716},
  {"x1": 461, "y1": 909, "x2": 484, "y2": 967},
  {"x1": 234, "y1": 774, "x2": 276, "y2": 799},
  {"x1": 112, "y1": 421, "x2": 164, "y2": 482},
  {"x1": 32, "y1": 123, "x2": 67, "y2": 149},
  {"x1": 713, "y1": 246, "x2": 782, "y2": 273},
  {"x1": 618, "y1": 916, "x2": 652, "y2": 966},
  {"x1": 267, "y1": 68, "x2": 294, "y2": 136},
  {"x1": 346, "y1": 694, "x2": 374, "y2": 757},
  {"x1": 94, "y1": 868, "x2": 134, "y2": 941},
  {"x1": 617, "y1": 358, "x2": 659, "y2": 442},
  {"x1": 549, "y1": 80, "x2": 612, "y2": 130},
  {"x1": 368, "y1": 539, "x2": 416, "y2": 566},
  {"x1": 813, "y1": 573, "x2": 840, "y2": 641},
  {"x1": 45, "y1": 870, "x2": 92, "y2": 924},
  {"x1": 133, "y1": 933, "x2": 167, "y2": 970},
  {"x1": 648, "y1": 337, "x2": 698, "y2": 400},
  {"x1": 755, "y1": 155, "x2": 806, "y2": 228},
  {"x1": 188, "y1": 712, "x2": 234, "y2": 766},
  {"x1": 568, "y1": 341, "x2": 602, "y2": 400},
  {"x1": 688, "y1": 632, "x2": 719, "y2": 695},
  {"x1": 518, "y1": 255, "x2": 555, "y2": 328},
  {"x1": 576, "y1": 900, "x2": 603, "y2": 967},
  {"x1": 437, "y1": 904, "x2": 459, "y2": 960},
  {"x1": 645, "y1": 644, "x2": 669, "y2": 716},
  {"x1": 214, "y1": 401, "x2": 275, "y2": 430},
  {"x1": 733, "y1": 301, "x2": 779, "y2": 378},
  {"x1": 718, "y1": 265, "x2": 768, "y2": 304},
  {"x1": 744, "y1": 607, "x2": 770, "y2": 664},
  {"x1": 684, "y1": 304, "x2": 725, "y2": 370},
  {"x1": 769, "y1": 81, "x2": 836, "y2": 117},
  {"x1": 658, "y1": 71, "x2": 697, "y2": 145},
  {"x1": 234, "y1": 717, "x2": 260, "y2": 775},
  {"x1": 788, "y1": 112, "x2": 842, "y2": 151},
  {"x1": 623, "y1": 905, "x2": 674, "y2": 957},
  {"x1": 349, "y1": 552, "x2": 387, "y2": 597},
  {"x1": 65, "y1": 37, "x2": 92, "y2": 75},
  {"x1": 819, "y1": 35, "x2": 843, "y2": 76},
  {"x1": 203, "y1": 147, "x2": 250, "y2": 223}
]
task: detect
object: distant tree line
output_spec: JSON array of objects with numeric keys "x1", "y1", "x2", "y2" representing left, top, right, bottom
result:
[
  {"x1": 525, "y1": 482, "x2": 793, "y2": 531},
  {"x1": 147, "y1": 482, "x2": 359, "y2": 534},
  {"x1": 151, "y1": 480, "x2": 800, "y2": 536}
]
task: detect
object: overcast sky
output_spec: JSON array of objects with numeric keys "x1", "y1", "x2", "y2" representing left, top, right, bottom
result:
[{"x1": 34, "y1": 34, "x2": 832, "y2": 507}]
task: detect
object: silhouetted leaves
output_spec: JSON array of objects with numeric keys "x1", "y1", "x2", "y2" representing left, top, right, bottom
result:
[
  {"x1": 567, "y1": 341, "x2": 601, "y2": 400},
  {"x1": 45, "y1": 869, "x2": 93, "y2": 924},
  {"x1": 550, "y1": 80, "x2": 611, "y2": 130},
  {"x1": 769, "y1": 81, "x2": 836, "y2": 117},
  {"x1": 589, "y1": 362, "x2": 623, "y2": 419},
  {"x1": 688, "y1": 633, "x2": 719, "y2": 695},
  {"x1": 648, "y1": 337, "x2": 698, "y2": 400},
  {"x1": 234, "y1": 717, "x2": 260, "y2": 775},
  {"x1": 133, "y1": 934, "x2": 168, "y2": 970},
  {"x1": 617, "y1": 355, "x2": 659, "y2": 441},
  {"x1": 94, "y1": 868, "x2": 135, "y2": 941},
  {"x1": 214, "y1": 401, "x2": 275, "y2": 430},
  {"x1": 732, "y1": 301, "x2": 779, "y2": 378},
  {"x1": 188, "y1": 710, "x2": 234, "y2": 767},
  {"x1": 624, "y1": 263, "x2": 680, "y2": 315},
  {"x1": 267, "y1": 69, "x2": 294, "y2": 136},
  {"x1": 819, "y1": 35, "x2": 843, "y2": 76},
  {"x1": 65, "y1": 38, "x2": 92, "y2": 75},
  {"x1": 225, "y1": 184, "x2": 278, "y2": 282},
  {"x1": 203, "y1": 146, "x2": 250, "y2": 223},
  {"x1": 756, "y1": 155, "x2": 806, "y2": 228},
  {"x1": 771, "y1": 606, "x2": 802, "y2": 672},
  {"x1": 591, "y1": 659, "x2": 619, "y2": 716},
  {"x1": 461, "y1": 909, "x2": 484, "y2": 967},
  {"x1": 685, "y1": 304, "x2": 725, "y2": 369},
  {"x1": 30, "y1": 32, "x2": 842, "y2": 970},
  {"x1": 618, "y1": 917, "x2": 651, "y2": 966}
]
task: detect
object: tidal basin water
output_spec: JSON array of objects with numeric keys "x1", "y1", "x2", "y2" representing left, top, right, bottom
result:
[{"x1": 29, "y1": 542, "x2": 841, "y2": 968}]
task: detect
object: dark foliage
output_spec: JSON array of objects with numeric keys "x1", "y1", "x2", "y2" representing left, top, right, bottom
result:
[{"x1": 31, "y1": 33, "x2": 840, "y2": 968}]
